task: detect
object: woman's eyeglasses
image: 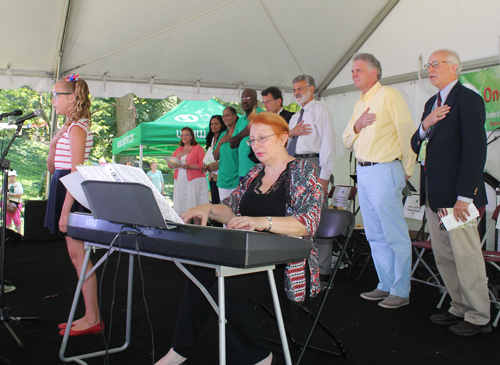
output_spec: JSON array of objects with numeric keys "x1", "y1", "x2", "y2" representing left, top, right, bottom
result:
[{"x1": 246, "y1": 134, "x2": 275, "y2": 146}]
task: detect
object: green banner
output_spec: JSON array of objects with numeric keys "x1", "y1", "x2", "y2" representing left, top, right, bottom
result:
[{"x1": 459, "y1": 65, "x2": 500, "y2": 131}]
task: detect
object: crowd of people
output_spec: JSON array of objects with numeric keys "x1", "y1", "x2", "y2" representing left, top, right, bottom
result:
[{"x1": 36, "y1": 47, "x2": 491, "y2": 364}]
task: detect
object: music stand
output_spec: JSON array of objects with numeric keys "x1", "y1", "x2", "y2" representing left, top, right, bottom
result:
[{"x1": 81, "y1": 181, "x2": 167, "y2": 228}]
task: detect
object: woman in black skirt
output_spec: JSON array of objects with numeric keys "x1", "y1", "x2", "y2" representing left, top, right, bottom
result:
[{"x1": 45, "y1": 75, "x2": 103, "y2": 336}]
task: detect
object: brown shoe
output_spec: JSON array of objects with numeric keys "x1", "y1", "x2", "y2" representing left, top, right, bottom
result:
[
  {"x1": 429, "y1": 312, "x2": 463, "y2": 326},
  {"x1": 360, "y1": 289, "x2": 389, "y2": 301},
  {"x1": 448, "y1": 321, "x2": 491, "y2": 336},
  {"x1": 378, "y1": 295, "x2": 409, "y2": 309}
]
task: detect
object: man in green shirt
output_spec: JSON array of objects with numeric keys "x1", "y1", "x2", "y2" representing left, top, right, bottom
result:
[{"x1": 230, "y1": 89, "x2": 264, "y2": 179}]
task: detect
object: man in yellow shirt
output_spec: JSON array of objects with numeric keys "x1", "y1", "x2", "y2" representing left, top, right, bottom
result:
[{"x1": 343, "y1": 53, "x2": 416, "y2": 309}]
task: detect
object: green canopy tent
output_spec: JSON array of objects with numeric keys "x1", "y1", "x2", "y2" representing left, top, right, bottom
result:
[{"x1": 112, "y1": 99, "x2": 227, "y2": 166}]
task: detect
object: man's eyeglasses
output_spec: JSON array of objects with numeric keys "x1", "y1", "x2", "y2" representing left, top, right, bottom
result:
[
  {"x1": 423, "y1": 61, "x2": 451, "y2": 70},
  {"x1": 52, "y1": 92, "x2": 72, "y2": 100},
  {"x1": 292, "y1": 86, "x2": 308, "y2": 93},
  {"x1": 246, "y1": 134, "x2": 275, "y2": 146},
  {"x1": 240, "y1": 97, "x2": 256, "y2": 101}
]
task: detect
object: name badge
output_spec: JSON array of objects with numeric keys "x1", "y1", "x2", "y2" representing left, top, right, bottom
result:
[{"x1": 417, "y1": 140, "x2": 428, "y2": 162}]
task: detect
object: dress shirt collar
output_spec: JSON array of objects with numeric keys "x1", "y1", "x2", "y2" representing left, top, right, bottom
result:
[
  {"x1": 437, "y1": 79, "x2": 458, "y2": 104},
  {"x1": 360, "y1": 81, "x2": 382, "y2": 102},
  {"x1": 278, "y1": 107, "x2": 284, "y2": 114},
  {"x1": 302, "y1": 99, "x2": 316, "y2": 112}
]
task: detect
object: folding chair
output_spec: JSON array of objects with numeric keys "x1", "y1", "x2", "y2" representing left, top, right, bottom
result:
[
  {"x1": 483, "y1": 251, "x2": 500, "y2": 327},
  {"x1": 481, "y1": 205, "x2": 500, "y2": 327},
  {"x1": 261, "y1": 209, "x2": 355, "y2": 363},
  {"x1": 410, "y1": 237, "x2": 448, "y2": 309},
  {"x1": 480, "y1": 205, "x2": 500, "y2": 250},
  {"x1": 296, "y1": 209, "x2": 355, "y2": 363},
  {"x1": 328, "y1": 185, "x2": 357, "y2": 212},
  {"x1": 328, "y1": 185, "x2": 369, "y2": 275}
]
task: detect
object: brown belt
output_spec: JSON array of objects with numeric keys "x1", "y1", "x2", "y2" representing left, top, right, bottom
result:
[{"x1": 358, "y1": 158, "x2": 399, "y2": 167}]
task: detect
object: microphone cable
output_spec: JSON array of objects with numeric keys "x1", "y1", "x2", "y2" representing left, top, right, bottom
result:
[
  {"x1": 133, "y1": 234, "x2": 156, "y2": 365},
  {"x1": 97, "y1": 226, "x2": 139, "y2": 365}
]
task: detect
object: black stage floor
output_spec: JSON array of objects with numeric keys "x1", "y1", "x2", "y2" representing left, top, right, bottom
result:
[{"x1": 0, "y1": 238, "x2": 498, "y2": 364}]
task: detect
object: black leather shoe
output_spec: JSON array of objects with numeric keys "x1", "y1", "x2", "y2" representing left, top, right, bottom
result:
[
  {"x1": 448, "y1": 321, "x2": 492, "y2": 336},
  {"x1": 429, "y1": 312, "x2": 463, "y2": 325}
]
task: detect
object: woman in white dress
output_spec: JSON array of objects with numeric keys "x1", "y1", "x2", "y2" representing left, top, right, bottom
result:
[{"x1": 169, "y1": 127, "x2": 208, "y2": 224}]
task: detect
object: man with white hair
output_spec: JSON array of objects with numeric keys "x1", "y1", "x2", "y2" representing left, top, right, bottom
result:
[
  {"x1": 288, "y1": 74, "x2": 336, "y2": 281},
  {"x1": 343, "y1": 53, "x2": 416, "y2": 309},
  {"x1": 411, "y1": 50, "x2": 490, "y2": 335},
  {"x1": 288, "y1": 75, "x2": 335, "y2": 196}
]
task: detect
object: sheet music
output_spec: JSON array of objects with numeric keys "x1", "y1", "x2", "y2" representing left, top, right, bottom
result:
[
  {"x1": 110, "y1": 164, "x2": 183, "y2": 224},
  {"x1": 72, "y1": 163, "x2": 183, "y2": 224},
  {"x1": 60, "y1": 171, "x2": 91, "y2": 210},
  {"x1": 76, "y1": 165, "x2": 115, "y2": 181}
]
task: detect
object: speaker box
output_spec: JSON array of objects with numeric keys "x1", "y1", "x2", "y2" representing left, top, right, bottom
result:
[{"x1": 23, "y1": 200, "x2": 54, "y2": 241}]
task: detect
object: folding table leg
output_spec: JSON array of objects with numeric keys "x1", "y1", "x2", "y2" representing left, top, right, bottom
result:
[
  {"x1": 218, "y1": 275, "x2": 226, "y2": 365},
  {"x1": 267, "y1": 270, "x2": 292, "y2": 365}
]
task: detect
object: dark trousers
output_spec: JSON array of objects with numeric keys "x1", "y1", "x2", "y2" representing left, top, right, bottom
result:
[
  {"x1": 209, "y1": 179, "x2": 221, "y2": 205},
  {"x1": 171, "y1": 265, "x2": 285, "y2": 364},
  {"x1": 209, "y1": 179, "x2": 223, "y2": 227}
]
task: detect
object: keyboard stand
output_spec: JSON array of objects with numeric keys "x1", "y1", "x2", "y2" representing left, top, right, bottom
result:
[{"x1": 59, "y1": 241, "x2": 292, "y2": 365}]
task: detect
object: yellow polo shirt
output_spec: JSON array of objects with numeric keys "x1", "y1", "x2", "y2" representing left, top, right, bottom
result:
[{"x1": 342, "y1": 82, "x2": 416, "y2": 176}]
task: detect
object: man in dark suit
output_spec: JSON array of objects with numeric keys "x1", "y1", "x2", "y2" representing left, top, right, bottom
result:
[
  {"x1": 411, "y1": 49, "x2": 490, "y2": 336},
  {"x1": 261, "y1": 86, "x2": 295, "y2": 123}
]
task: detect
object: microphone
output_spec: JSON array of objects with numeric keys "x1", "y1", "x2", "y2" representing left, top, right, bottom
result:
[
  {"x1": 0, "y1": 110, "x2": 23, "y2": 119},
  {"x1": 12, "y1": 109, "x2": 45, "y2": 125}
]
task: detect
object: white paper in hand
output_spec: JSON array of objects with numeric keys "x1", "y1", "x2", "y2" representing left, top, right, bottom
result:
[{"x1": 440, "y1": 203, "x2": 479, "y2": 231}]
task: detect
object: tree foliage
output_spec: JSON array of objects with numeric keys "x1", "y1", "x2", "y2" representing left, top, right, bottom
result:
[{"x1": 2, "y1": 86, "x2": 292, "y2": 200}]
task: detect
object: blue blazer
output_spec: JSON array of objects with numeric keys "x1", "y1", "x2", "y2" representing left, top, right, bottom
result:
[{"x1": 410, "y1": 81, "x2": 487, "y2": 212}]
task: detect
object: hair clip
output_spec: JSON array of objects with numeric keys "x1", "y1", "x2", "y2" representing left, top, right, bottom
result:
[{"x1": 64, "y1": 74, "x2": 79, "y2": 82}]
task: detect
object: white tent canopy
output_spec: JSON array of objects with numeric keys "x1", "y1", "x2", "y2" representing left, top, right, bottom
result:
[
  {"x1": 1, "y1": 0, "x2": 499, "y2": 101},
  {"x1": 2, "y1": 0, "x2": 499, "y2": 100},
  {"x1": 0, "y1": 0, "x2": 402, "y2": 102}
]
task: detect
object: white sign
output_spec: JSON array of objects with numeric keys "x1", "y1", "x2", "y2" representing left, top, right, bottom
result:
[
  {"x1": 404, "y1": 195, "x2": 425, "y2": 220},
  {"x1": 331, "y1": 186, "x2": 351, "y2": 209}
]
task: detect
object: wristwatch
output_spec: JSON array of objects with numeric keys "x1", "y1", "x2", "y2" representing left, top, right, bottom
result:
[{"x1": 263, "y1": 216, "x2": 272, "y2": 232}]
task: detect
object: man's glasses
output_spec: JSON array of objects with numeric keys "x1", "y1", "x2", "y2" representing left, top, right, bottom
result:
[
  {"x1": 423, "y1": 61, "x2": 451, "y2": 70},
  {"x1": 240, "y1": 97, "x2": 256, "y2": 101},
  {"x1": 52, "y1": 92, "x2": 72, "y2": 100},
  {"x1": 246, "y1": 134, "x2": 275, "y2": 146},
  {"x1": 292, "y1": 86, "x2": 308, "y2": 93}
]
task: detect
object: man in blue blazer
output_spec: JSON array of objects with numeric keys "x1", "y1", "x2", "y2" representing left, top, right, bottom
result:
[{"x1": 411, "y1": 49, "x2": 490, "y2": 336}]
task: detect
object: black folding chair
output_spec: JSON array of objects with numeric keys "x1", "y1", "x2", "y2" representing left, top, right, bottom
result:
[
  {"x1": 295, "y1": 209, "x2": 355, "y2": 363},
  {"x1": 262, "y1": 209, "x2": 355, "y2": 363}
]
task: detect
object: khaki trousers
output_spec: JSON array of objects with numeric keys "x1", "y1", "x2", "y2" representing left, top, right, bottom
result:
[{"x1": 425, "y1": 205, "x2": 490, "y2": 324}]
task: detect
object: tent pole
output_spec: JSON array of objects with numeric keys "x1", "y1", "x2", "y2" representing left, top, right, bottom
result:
[
  {"x1": 46, "y1": 0, "x2": 73, "y2": 199},
  {"x1": 139, "y1": 145, "x2": 144, "y2": 169},
  {"x1": 316, "y1": 0, "x2": 400, "y2": 97}
]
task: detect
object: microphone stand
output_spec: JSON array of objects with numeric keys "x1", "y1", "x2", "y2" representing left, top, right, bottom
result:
[{"x1": 0, "y1": 120, "x2": 39, "y2": 350}]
